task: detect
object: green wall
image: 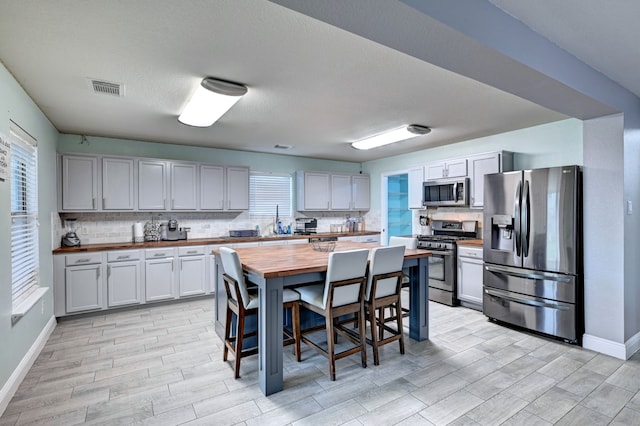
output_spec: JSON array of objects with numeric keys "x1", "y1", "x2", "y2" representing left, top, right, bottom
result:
[
  {"x1": 362, "y1": 118, "x2": 583, "y2": 209},
  {"x1": 0, "y1": 63, "x2": 59, "y2": 390}
]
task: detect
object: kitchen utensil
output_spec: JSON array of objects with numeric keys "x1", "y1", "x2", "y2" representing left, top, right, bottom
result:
[{"x1": 61, "y1": 218, "x2": 81, "y2": 247}]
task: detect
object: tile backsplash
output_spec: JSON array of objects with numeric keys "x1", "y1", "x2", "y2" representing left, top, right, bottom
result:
[{"x1": 56, "y1": 211, "x2": 380, "y2": 247}]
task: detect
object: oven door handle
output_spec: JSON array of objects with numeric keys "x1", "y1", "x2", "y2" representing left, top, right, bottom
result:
[
  {"x1": 484, "y1": 264, "x2": 571, "y2": 283},
  {"x1": 484, "y1": 288, "x2": 572, "y2": 311}
]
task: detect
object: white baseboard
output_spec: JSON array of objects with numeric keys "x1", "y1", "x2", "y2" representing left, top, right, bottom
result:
[
  {"x1": 0, "y1": 315, "x2": 56, "y2": 416},
  {"x1": 583, "y1": 333, "x2": 628, "y2": 360},
  {"x1": 624, "y1": 330, "x2": 640, "y2": 359}
]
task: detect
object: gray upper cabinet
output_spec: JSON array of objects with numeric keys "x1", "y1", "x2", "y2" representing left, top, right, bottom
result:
[
  {"x1": 468, "y1": 151, "x2": 513, "y2": 208},
  {"x1": 408, "y1": 166, "x2": 425, "y2": 209},
  {"x1": 226, "y1": 166, "x2": 250, "y2": 211},
  {"x1": 138, "y1": 160, "x2": 168, "y2": 211},
  {"x1": 61, "y1": 154, "x2": 98, "y2": 211},
  {"x1": 298, "y1": 171, "x2": 370, "y2": 211},
  {"x1": 59, "y1": 153, "x2": 249, "y2": 212},
  {"x1": 425, "y1": 158, "x2": 467, "y2": 179},
  {"x1": 170, "y1": 162, "x2": 198, "y2": 210},
  {"x1": 200, "y1": 164, "x2": 225, "y2": 210},
  {"x1": 102, "y1": 157, "x2": 135, "y2": 210}
]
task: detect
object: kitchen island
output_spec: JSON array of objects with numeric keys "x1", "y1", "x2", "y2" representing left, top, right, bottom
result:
[{"x1": 212, "y1": 241, "x2": 431, "y2": 395}]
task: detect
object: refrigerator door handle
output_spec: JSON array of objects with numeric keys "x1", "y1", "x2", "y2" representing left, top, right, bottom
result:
[
  {"x1": 484, "y1": 264, "x2": 572, "y2": 283},
  {"x1": 514, "y1": 181, "x2": 522, "y2": 256},
  {"x1": 484, "y1": 288, "x2": 572, "y2": 311},
  {"x1": 522, "y1": 179, "x2": 530, "y2": 258}
]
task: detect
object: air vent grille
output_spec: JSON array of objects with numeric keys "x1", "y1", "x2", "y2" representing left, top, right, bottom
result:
[{"x1": 89, "y1": 79, "x2": 123, "y2": 97}]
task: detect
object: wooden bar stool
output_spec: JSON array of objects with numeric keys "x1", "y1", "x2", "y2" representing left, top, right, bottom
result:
[
  {"x1": 295, "y1": 249, "x2": 369, "y2": 381},
  {"x1": 219, "y1": 247, "x2": 301, "y2": 379},
  {"x1": 364, "y1": 245, "x2": 406, "y2": 365}
]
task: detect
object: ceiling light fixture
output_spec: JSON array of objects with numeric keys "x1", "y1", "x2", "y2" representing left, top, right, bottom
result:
[
  {"x1": 178, "y1": 77, "x2": 248, "y2": 127},
  {"x1": 351, "y1": 124, "x2": 431, "y2": 150}
]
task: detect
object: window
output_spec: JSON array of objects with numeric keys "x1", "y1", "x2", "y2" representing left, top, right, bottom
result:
[
  {"x1": 249, "y1": 172, "x2": 292, "y2": 218},
  {"x1": 10, "y1": 121, "x2": 39, "y2": 313}
]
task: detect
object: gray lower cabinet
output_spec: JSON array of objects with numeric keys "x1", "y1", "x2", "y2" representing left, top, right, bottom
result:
[
  {"x1": 178, "y1": 246, "x2": 207, "y2": 297},
  {"x1": 145, "y1": 248, "x2": 176, "y2": 301},
  {"x1": 106, "y1": 250, "x2": 141, "y2": 307},
  {"x1": 457, "y1": 245, "x2": 484, "y2": 310},
  {"x1": 64, "y1": 253, "x2": 104, "y2": 313}
]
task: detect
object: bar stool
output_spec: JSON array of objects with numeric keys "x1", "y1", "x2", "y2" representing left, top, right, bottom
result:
[
  {"x1": 295, "y1": 249, "x2": 370, "y2": 381},
  {"x1": 219, "y1": 247, "x2": 301, "y2": 379},
  {"x1": 364, "y1": 245, "x2": 406, "y2": 365}
]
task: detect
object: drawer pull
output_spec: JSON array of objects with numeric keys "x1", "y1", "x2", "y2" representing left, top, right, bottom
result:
[
  {"x1": 187, "y1": 250, "x2": 197, "y2": 254},
  {"x1": 154, "y1": 253, "x2": 166, "y2": 257},
  {"x1": 76, "y1": 258, "x2": 91, "y2": 263},
  {"x1": 117, "y1": 255, "x2": 130, "y2": 260}
]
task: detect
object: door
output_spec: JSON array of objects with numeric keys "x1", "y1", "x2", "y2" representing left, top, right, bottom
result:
[
  {"x1": 66, "y1": 264, "x2": 103, "y2": 313},
  {"x1": 200, "y1": 164, "x2": 225, "y2": 210},
  {"x1": 145, "y1": 258, "x2": 175, "y2": 301},
  {"x1": 61, "y1": 155, "x2": 98, "y2": 210},
  {"x1": 483, "y1": 170, "x2": 523, "y2": 268},
  {"x1": 179, "y1": 255, "x2": 207, "y2": 296},
  {"x1": 352, "y1": 174, "x2": 370, "y2": 210},
  {"x1": 107, "y1": 261, "x2": 141, "y2": 307},
  {"x1": 138, "y1": 160, "x2": 168, "y2": 210},
  {"x1": 170, "y1": 162, "x2": 197, "y2": 210},
  {"x1": 226, "y1": 167, "x2": 249, "y2": 210},
  {"x1": 102, "y1": 157, "x2": 134, "y2": 210},
  {"x1": 523, "y1": 166, "x2": 579, "y2": 274},
  {"x1": 331, "y1": 174, "x2": 351, "y2": 210}
]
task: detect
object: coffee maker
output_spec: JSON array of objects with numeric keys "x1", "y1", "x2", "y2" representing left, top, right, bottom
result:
[{"x1": 61, "y1": 218, "x2": 81, "y2": 247}]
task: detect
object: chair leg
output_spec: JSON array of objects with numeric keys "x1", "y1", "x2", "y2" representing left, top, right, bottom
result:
[
  {"x1": 368, "y1": 305, "x2": 380, "y2": 366},
  {"x1": 396, "y1": 301, "x2": 405, "y2": 355},
  {"x1": 358, "y1": 306, "x2": 367, "y2": 369},
  {"x1": 326, "y1": 315, "x2": 336, "y2": 381},
  {"x1": 378, "y1": 307, "x2": 385, "y2": 341},
  {"x1": 223, "y1": 307, "x2": 233, "y2": 362},
  {"x1": 292, "y1": 303, "x2": 301, "y2": 362},
  {"x1": 234, "y1": 310, "x2": 245, "y2": 379}
]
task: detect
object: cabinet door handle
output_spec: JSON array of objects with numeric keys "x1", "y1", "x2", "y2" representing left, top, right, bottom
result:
[
  {"x1": 96, "y1": 267, "x2": 100, "y2": 279},
  {"x1": 163, "y1": 199, "x2": 166, "y2": 209},
  {"x1": 172, "y1": 199, "x2": 175, "y2": 210},
  {"x1": 180, "y1": 259, "x2": 183, "y2": 271},
  {"x1": 107, "y1": 265, "x2": 111, "y2": 278},
  {"x1": 103, "y1": 197, "x2": 106, "y2": 208},
  {"x1": 92, "y1": 198, "x2": 96, "y2": 209}
]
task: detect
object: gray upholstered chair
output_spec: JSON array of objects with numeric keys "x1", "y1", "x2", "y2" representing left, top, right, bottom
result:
[
  {"x1": 364, "y1": 245, "x2": 406, "y2": 365},
  {"x1": 220, "y1": 247, "x2": 301, "y2": 379},
  {"x1": 295, "y1": 249, "x2": 370, "y2": 381}
]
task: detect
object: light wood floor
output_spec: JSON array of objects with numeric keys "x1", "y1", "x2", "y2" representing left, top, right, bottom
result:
[{"x1": 2, "y1": 296, "x2": 640, "y2": 425}]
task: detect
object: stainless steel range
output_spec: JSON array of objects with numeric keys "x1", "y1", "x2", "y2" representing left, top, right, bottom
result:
[{"x1": 417, "y1": 220, "x2": 478, "y2": 306}]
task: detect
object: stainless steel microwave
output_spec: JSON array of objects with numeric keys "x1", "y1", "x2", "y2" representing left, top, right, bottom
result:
[{"x1": 423, "y1": 177, "x2": 469, "y2": 207}]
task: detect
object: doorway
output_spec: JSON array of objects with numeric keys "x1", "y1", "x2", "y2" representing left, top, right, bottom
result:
[{"x1": 385, "y1": 173, "x2": 412, "y2": 243}]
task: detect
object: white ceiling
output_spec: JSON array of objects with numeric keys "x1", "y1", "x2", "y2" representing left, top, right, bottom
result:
[{"x1": 0, "y1": 1, "x2": 635, "y2": 162}]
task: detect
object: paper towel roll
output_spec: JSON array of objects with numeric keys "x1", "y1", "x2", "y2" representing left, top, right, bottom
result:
[{"x1": 133, "y1": 222, "x2": 144, "y2": 242}]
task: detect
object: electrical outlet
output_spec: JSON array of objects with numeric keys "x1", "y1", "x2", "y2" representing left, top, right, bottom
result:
[{"x1": 81, "y1": 227, "x2": 88, "y2": 235}]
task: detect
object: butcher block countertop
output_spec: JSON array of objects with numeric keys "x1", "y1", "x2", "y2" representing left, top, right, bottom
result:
[
  {"x1": 52, "y1": 231, "x2": 380, "y2": 254},
  {"x1": 457, "y1": 239, "x2": 483, "y2": 247}
]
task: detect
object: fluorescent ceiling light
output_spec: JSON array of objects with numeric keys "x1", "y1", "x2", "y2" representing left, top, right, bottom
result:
[
  {"x1": 178, "y1": 77, "x2": 247, "y2": 127},
  {"x1": 351, "y1": 125, "x2": 431, "y2": 150}
]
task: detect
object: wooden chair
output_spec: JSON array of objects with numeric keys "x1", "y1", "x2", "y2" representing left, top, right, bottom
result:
[
  {"x1": 219, "y1": 247, "x2": 301, "y2": 379},
  {"x1": 295, "y1": 249, "x2": 370, "y2": 381},
  {"x1": 388, "y1": 236, "x2": 417, "y2": 318},
  {"x1": 364, "y1": 245, "x2": 406, "y2": 365}
]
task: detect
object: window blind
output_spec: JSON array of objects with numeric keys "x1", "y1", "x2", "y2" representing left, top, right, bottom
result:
[
  {"x1": 10, "y1": 121, "x2": 39, "y2": 309},
  {"x1": 249, "y1": 173, "x2": 292, "y2": 218}
]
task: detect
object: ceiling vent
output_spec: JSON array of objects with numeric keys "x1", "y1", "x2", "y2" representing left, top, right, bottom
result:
[{"x1": 88, "y1": 79, "x2": 124, "y2": 97}]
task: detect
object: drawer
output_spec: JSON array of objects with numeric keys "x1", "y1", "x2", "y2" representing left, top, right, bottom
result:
[
  {"x1": 178, "y1": 246, "x2": 205, "y2": 256},
  {"x1": 458, "y1": 246, "x2": 483, "y2": 258},
  {"x1": 145, "y1": 248, "x2": 175, "y2": 259},
  {"x1": 65, "y1": 252, "x2": 102, "y2": 266},
  {"x1": 107, "y1": 249, "x2": 141, "y2": 262}
]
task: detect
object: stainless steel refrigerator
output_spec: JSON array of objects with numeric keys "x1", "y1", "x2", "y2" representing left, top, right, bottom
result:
[{"x1": 482, "y1": 165, "x2": 583, "y2": 344}]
